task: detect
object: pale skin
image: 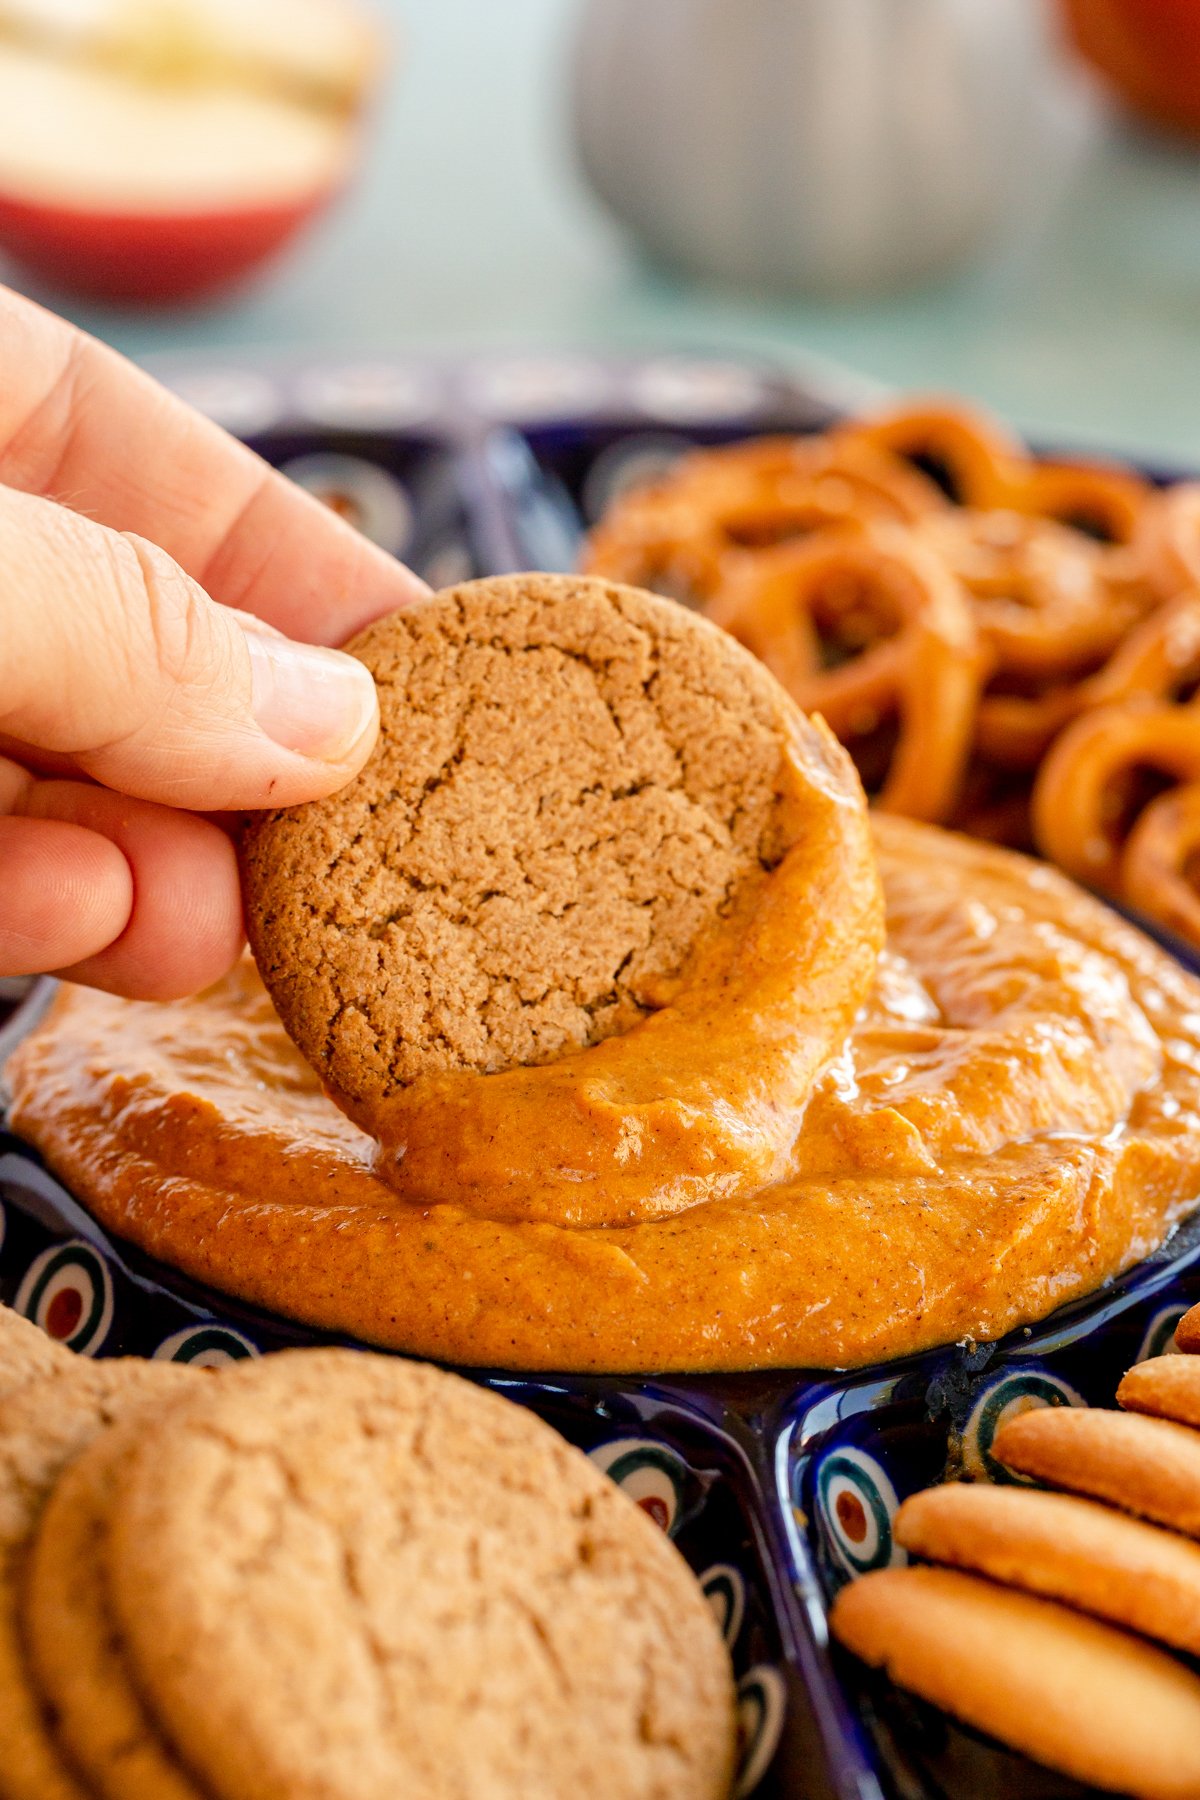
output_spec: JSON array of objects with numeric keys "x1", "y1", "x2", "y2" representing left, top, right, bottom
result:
[{"x1": 0, "y1": 285, "x2": 429, "y2": 999}]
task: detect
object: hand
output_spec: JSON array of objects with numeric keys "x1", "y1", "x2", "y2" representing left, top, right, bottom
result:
[{"x1": 0, "y1": 287, "x2": 429, "y2": 1001}]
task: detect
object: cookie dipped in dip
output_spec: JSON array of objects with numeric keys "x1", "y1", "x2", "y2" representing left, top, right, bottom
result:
[{"x1": 8, "y1": 575, "x2": 1200, "y2": 1372}]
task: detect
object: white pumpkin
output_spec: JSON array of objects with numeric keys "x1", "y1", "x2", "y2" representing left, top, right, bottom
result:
[{"x1": 571, "y1": 0, "x2": 1087, "y2": 295}]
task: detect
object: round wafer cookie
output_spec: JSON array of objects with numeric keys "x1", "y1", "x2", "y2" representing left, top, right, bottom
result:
[
  {"x1": 1173, "y1": 1301, "x2": 1200, "y2": 1354},
  {"x1": 832, "y1": 1565, "x2": 1200, "y2": 1800},
  {"x1": 896, "y1": 1481, "x2": 1200, "y2": 1655},
  {"x1": 993, "y1": 1405, "x2": 1200, "y2": 1536},
  {"x1": 1119, "y1": 1354, "x2": 1200, "y2": 1431}
]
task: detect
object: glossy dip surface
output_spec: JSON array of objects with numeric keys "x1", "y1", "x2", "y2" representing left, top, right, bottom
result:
[{"x1": 8, "y1": 817, "x2": 1200, "y2": 1373}]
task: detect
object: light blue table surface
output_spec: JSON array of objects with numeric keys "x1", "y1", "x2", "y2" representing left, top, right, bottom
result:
[{"x1": 9, "y1": 0, "x2": 1199, "y2": 464}]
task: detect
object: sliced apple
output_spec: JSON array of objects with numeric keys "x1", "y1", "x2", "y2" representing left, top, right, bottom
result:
[
  {"x1": 0, "y1": 0, "x2": 379, "y2": 302},
  {"x1": 0, "y1": 0, "x2": 376, "y2": 108}
]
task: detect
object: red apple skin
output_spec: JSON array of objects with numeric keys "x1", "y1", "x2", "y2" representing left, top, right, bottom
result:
[
  {"x1": 1061, "y1": 0, "x2": 1200, "y2": 139},
  {"x1": 0, "y1": 180, "x2": 342, "y2": 303}
]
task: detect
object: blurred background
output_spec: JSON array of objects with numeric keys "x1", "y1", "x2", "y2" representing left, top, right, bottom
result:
[{"x1": 0, "y1": 0, "x2": 1196, "y2": 460}]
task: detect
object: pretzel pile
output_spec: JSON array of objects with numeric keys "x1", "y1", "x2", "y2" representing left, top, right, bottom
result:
[{"x1": 582, "y1": 400, "x2": 1200, "y2": 951}]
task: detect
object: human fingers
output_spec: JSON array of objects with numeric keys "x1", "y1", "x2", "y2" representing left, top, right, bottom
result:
[
  {"x1": 0, "y1": 284, "x2": 429, "y2": 643},
  {"x1": 0, "y1": 482, "x2": 381, "y2": 811},
  {"x1": 0, "y1": 765, "x2": 245, "y2": 998}
]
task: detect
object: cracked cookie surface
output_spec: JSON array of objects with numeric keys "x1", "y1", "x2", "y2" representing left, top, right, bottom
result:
[
  {"x1": 240, "y1": 573, "x2": 803, "y2": 1105},
  {"x1": 104, "y1": 1347, "x2": 736, "y2": 1800},
  {"x1": 0, "y1": 1304, "x2": 73, "y2": 1403},
  {"x1": 0, "y1": 1359, "x2": 197, "y2": 1800}
]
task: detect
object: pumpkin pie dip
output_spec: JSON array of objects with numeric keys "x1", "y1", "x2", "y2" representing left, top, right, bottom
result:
[
  {"x1": 8, "y1": 578, "x2": 1200, "y2": 1373},
  {"x1": 7, "y1": 814, "x2": 1200, "y2": 1371}
]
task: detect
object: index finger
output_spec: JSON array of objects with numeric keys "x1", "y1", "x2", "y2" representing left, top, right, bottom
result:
[{"x1": 0, "y1": 285, "x2": 429, "y2": 645}]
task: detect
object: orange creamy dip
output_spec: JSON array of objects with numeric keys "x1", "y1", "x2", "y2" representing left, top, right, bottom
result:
[{"x1": 8, "y1": 815, "x2": 1200, "y2": 1373}]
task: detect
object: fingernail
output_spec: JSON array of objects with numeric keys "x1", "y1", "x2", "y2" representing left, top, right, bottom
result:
[{"x1": 244, "y1": 628, "x2": 377, "y2": 762}]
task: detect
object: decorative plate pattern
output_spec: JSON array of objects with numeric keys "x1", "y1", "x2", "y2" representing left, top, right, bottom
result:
[
  {"x1": 588, "y1": 1436, "x2": 688, "y2": 1536},
  {"x1": 960, "y1": 1369, "x2": 1085, "y2": 1484},
  {"x1": 14, "y1": 1239, "x2": 113, "y2": 1354},
  {"x1": 420, "y1": 540, "x2": 477, "y2": 592},
  {"x1": 278, "y1": 454, "x2": 413, "y2": 557},
  {"x1": 579, "y1": 431, "x2": 691, "y2": 522},
  {"x1": 735, "y1": 1665, "x2": 788, "y2": 1799},
  {"x1": 293, "y1": 363, "x2": 436, "y2": 429},
  {"x1": 1136, "y1": 1302, "x2": 1188, "y2": 1363},
  {"x1": 700, "y1": 1562, "x2": 746, "y2": 1648},
  {"x1": 163, "y1": 369, "x2": 283, "y2": 435},
  {"x1": 153, "y1": 1323, "x2": 260, "y2": 1366},
  {"x1": 814, "y1": 1445, "x2": 905, "y2": 1578},
  {"x1": 465, "y1": 355, "x2": 610, "y2": 420},
  {"x1": 629, "y1": 358, "x2": 767, "y2": 423},
  {"x1": 0, "y1": 979, "x2": 50, "y2": 1067}
]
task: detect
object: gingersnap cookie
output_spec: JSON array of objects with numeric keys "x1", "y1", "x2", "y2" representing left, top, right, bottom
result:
[
  {"x1": 831, "y1": 1565, "x2": 1200, "y2": 1800},
  {"x1": 994, "y1": 1405, "x2": 1200, "y2": 1537},
  {"x1": 105, "y1": 1347, "x2": 736, "y2": 1800},
  {"x1": 0, "y1": 1358, "x2": 198, "y2": 1800},
  {"x1": 896, "y1": 1481, "x2": 1200, "y2": 1656},
  {"x1": 1119, "y1": 1353, "x2": 1200, "y2": 1430},
  {"x1": 0, "y1": 1304, "x2": 73, "y2": 1400},
  {"x1": 1174, "y1": 1300, "x2": 1200, "y2": 1353},
  {"x1": 24, "y1": 1410, "x2": 206, "y2": 1800},
  {"x1": 239, "y1": 572, "x2": 821, "y2": 1108}
]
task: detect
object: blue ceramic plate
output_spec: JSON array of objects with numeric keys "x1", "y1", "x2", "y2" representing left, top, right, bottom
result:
[{"x1": 4, "y1": 356, "x2": 1197, "y2": 1800}]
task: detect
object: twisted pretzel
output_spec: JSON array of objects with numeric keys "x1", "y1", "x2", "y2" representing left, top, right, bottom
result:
[
  {"x1": 917, "y1": 507, "x2": 1146, "y2": 683},
  {"x1": 1122, "y1": 783, "x2": 1200, "y2": 947},
  {"x1": 650, "y1": 433, "x2": 947, "y2": 523},
  {"x1": 580, "y1": 436, "x2": 945, "y2": 607},
  {"x1": 1032, "y1": 702, "x2": 1200, "y2": 893},
  {"x1": 704, "y1": 525, "x2": 982, "y2": 821},
  {"x1": 576, "y1": 484, "x2": 732, "y2": 606},
  {"x1": 1132, "y1": 482, "x2": 1200, "y2": 601},
  {"x1": 838, "y1": 400, "x2": 1151, "y2": 540},
  {"x1": 1012, "y1": 459, "x2": 1149, "y2": 545},
  {"x1": 583, "y1": 400, "x2": 1200, "y2": 946},
  {"x1": 978, "y1": 590, "x2": 1200, "y2": 770},
  {"x1": 834, "y1": 400, "x2": 1027, "y2": 509}
]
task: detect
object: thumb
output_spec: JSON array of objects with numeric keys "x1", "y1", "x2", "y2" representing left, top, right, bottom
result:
[{"x1": 0, "y1": 482, "x2": 381, "y2": 811}]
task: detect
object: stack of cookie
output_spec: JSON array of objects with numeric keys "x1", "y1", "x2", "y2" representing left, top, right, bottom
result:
[
  {"x1": 832, "y1": 1335, "x2": 1200, "y2": 1800},
  {"x1": 0, "y1": 1306, "x2": 736, "y2": 1800}
]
